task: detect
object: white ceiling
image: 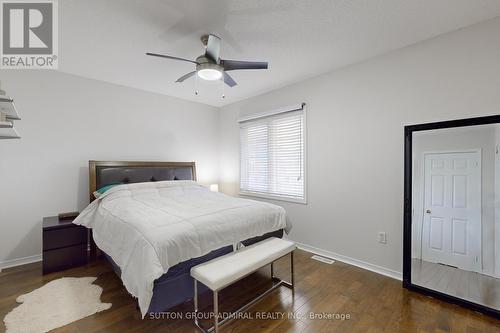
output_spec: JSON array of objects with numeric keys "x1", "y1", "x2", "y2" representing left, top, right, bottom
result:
[{"x1": 59, "y1": 0, "x2": 500, "y2": 107}]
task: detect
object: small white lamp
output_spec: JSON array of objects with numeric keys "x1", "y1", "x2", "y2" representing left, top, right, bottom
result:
[{"x1": 209, "y1": 184, "x2": 219, "y2": 192}]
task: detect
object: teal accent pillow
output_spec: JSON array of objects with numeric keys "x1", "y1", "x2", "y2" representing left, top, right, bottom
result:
[{"x1": 93, "y1": 183, "x2": 121, "y2": 198}]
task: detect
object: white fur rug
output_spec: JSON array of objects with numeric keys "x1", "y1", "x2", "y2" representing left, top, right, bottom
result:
[{"x1": 4, "y1": 277, "x2": 111, "y2": 333}]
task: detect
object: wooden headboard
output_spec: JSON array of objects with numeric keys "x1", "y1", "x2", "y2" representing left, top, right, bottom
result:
[{"x1": 89, "y1": 161, "x2": 197, "y2": 202}]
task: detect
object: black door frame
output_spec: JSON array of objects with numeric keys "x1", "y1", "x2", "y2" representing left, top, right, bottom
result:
[{"x1": 403, "y1": 114, "x2": 500, "y2": 319}]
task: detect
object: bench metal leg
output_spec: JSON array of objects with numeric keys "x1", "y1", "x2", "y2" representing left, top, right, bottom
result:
[
  {"x1": 194, "y1": 279, "x2": 200, "y2": 328},
  {"x1": 193, "y1": 250, "x2": 295, "y2": 333},
  {"x1": 213, "y1": 291, "x2": 219, "y2": 333},
  {"x1": 271, "y1": 252, "x2": 294, "y2": 289},
  {"x1": 274, "y1": 250, "x2": 294, "y2": 289}
]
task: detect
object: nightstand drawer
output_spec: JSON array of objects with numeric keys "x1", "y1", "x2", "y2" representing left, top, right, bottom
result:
[
  {"x1": 43, "y1": 244, "x2": 88, "y2": 274},
  {"x1": 43, "y1": 226, "x2": 87, "y2": 251}
]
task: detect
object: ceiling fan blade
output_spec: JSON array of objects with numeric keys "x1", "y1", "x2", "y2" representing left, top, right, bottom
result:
[
  {"x1": 175, "y1": 71, "x2": 196, "y2": 83},
  {"x1": 221, "y1": 59, "x2": 268, "y2": 71},
  {"x1": 146, "y1": 53, "x2": 198, "y2": 64},
  {"x1": 205, "y1": 34, "x2": 221, "y2": 63},
  {"x1": 223, "y1": 72, "x2": 237, "y2": 87}
]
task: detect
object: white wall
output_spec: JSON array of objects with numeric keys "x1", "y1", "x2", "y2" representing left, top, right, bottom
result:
[
  {"x1": 0, "y1": 70, "x2": 219, "y2": 267},
  {"x1": 411, "y1": 125, "x2": 498, "y2": 277},
  {"x1": 218, "y1": 18, "x2": 500, "y2": 277}
]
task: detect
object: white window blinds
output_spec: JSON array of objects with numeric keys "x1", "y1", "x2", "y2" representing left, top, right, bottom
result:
[{"x1": 239, "y1": 105, "x2": 305, "y2": 202}]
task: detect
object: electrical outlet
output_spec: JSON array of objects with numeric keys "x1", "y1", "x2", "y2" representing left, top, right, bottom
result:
[{"x1": 378, "y1": 232, "x2": 387, "y2": 244}]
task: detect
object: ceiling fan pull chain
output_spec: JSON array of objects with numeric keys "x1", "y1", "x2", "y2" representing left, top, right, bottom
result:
[
  {"x1": 221, "y1": 76, "x2": 225, "y2": 99},
  {"x1": 195, "y1": 73, "x2": 199, "y2": 96}
]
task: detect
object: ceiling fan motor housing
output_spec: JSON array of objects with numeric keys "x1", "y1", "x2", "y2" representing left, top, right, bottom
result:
[
  {"x1": 195, "y1": 55, "x2": 223, "y2": 80},
  {"x1": 196, "y1": 55, "x2": 219, "y2": 65},
  {"x1": 196, "y1": 62, "x2": 222, "y2": 72}
]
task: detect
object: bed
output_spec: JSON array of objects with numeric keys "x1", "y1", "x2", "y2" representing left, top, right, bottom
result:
[{"x1": 74, "y1": 161, "x2": 288, "y2": 318}]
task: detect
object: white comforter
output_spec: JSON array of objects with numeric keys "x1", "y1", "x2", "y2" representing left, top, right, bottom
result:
[{"x1": 73, "y1": 180, "x2": 288, "y2": 317}]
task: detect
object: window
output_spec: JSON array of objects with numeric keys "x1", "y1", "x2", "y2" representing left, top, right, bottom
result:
[{"x1": 239, "y1": 105, "x2": 306, "y2": 203}]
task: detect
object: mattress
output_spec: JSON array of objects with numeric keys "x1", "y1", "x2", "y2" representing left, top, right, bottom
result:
[{"x1": 73, "y1": 180, "x2": 289, "y2": 317}]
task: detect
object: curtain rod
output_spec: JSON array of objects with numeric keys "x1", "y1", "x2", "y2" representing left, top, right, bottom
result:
[{"x1": 238, "y1": 103, "x2": 305, "y2": 123}]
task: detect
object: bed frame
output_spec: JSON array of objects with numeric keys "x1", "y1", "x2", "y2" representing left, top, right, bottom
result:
[{"x1": 87, "y1": 160, "x2": 283, "y2": 314}]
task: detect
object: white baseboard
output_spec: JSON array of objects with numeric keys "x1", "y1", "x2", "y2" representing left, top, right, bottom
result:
[
  {"x1": 0, "y1": 254, "x2": 42, "y2": 271},
  {"x1": 295, "y1": 242, "x2": 402, "y2": 281},
  {"x1": 0, "y1": 244, "x2": 403, "y2": 281}
]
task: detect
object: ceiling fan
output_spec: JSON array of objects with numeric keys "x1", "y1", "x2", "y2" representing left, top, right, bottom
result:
[{"x1": 146, "y1": 34, "x2": 268, "y2": 87}]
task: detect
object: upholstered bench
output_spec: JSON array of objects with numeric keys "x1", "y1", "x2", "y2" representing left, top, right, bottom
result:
[{"x1": 190, "y1": 237, "x2": 296, "y2": 333}]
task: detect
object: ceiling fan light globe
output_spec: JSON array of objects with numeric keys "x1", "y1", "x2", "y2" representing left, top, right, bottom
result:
[{"x1": 197, "y1": 68, "x2": 222, "y2": 81}]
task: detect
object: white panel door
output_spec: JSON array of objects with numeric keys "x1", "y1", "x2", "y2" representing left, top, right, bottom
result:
[{"x1": 421, "y1": 151, "x2": 481, "y2": 272}]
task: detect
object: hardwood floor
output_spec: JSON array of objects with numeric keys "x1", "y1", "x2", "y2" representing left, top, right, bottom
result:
[
  {"x1": 1, "y1": 250, "x2": 500, "y2": 332},
  {"x1": 411, "y1": 259, "x2": 500, "y2": 310}
]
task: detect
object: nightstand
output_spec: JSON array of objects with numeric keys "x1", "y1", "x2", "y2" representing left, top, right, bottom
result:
[{"x1": 42, "y1": 216, "x2": 88, "y2": 274}]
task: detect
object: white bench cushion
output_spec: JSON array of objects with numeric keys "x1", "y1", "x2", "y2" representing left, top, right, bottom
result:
[{"x1": 191, "y1": 237, "x2": 296, "y2": 291}]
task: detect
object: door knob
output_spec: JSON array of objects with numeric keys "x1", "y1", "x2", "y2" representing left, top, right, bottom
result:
[{"x1": 426, "y1": 209, "x2": 431, "y2": 214}]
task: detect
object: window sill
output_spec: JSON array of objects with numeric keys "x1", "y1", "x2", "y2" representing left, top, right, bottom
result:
[{"x1": 239, "y1": 191, "x2": 307, "y2": 205}]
